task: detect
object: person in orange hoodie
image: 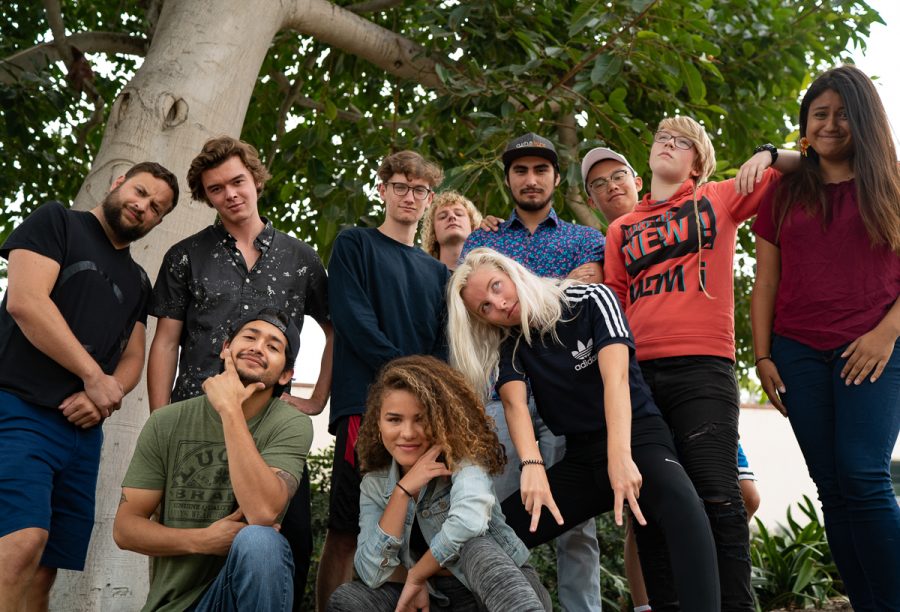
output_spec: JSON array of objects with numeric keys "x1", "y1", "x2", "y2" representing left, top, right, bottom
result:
[{"x1": 602, "y1": 117, "x2": 797, "y2": 611}]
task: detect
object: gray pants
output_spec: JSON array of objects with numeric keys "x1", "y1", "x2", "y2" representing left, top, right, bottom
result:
[{"x1": 327, "y1": 537, "x2": 551, "y2": 611}]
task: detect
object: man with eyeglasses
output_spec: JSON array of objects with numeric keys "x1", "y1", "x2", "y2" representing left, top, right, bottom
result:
[
  {"x1": 318, "y1": 150, "x2": 450, "y2": 611},
  {"x1": 462, "y1": 133, "x2": 606, "y2": 612},
  {"x1": 582, "y1": 147, "x2": 644, "y2": 224}
]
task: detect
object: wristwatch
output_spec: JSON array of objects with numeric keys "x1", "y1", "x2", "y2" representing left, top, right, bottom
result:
[{"x1": 753, "y1": 143, "x2": 778, "y2": 164}]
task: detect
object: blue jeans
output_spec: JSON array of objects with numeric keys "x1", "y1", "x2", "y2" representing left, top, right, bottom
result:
[
  {"x1": 486, "y1": 398, "x2": 602, "y2": 612},
  {"x1": 772, "y1": 334, "x2": 900, "y2": 611},
  {"x1": 191, "y1": 525, "x2": 294, "y2": 612}
]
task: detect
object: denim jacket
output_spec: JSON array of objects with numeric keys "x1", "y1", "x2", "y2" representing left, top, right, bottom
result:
[{"x1": 354, "y1": 459, "x2": 530, "y2": 591}]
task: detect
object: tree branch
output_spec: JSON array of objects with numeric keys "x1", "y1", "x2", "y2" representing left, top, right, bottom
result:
[
  {"x1": 267, "y1": 54, "x2": 317, "y2": 165},
  {"x1": 284, "y1": 0, "x2": 442, "y2": 89},
  {"x1": 0, "y1": 32, "x2": 148, "y2": 84},
  {"x1": 346, "y1": 0, "x2": 404, "y2": 15},
  {"x1": 42, "y1": 0, "x2": 73, "y2": 64},
  {"x1": 290, "y1": 95, "x2": 419, "y2": 132},
  {"x1": 532, "y1": 0, "x2": 659, "y2": 109},
  {"x1": 142, "y1": 0, "x2": 164, "y2": 38},
  {"x1": 558, "y1": 113, "x2": 603, "y2": 230}
]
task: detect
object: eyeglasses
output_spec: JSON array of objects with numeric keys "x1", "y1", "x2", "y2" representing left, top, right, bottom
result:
[
  {"x1": 589, "y1": 169, "x2": 633, "y2": 193},
  {"x1": 385, "y1": 182, "x2": 433, "y2": 200},
  {"x1": 654, "y1": 131, "x2": 694, "y2": 150}
]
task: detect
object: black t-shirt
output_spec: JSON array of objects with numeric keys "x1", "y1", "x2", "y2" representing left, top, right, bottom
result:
[
  {"x1": 496, "y1": 284, "x2": 660, "y2": 435},
  {"x1": 0, "y1": 202, "x2": 150, "y2": 408}
]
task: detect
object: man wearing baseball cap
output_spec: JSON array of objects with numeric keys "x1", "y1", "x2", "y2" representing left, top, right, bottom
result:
[
  {"x1": 581, "y1": 147, "x2": 643, "y2": 224},
  {"x1": 462, "y1": 133, "x2": 606, "y2": 612},
  {"x1": 114, "y1": 307, "x2": 312, "y2": 612}
]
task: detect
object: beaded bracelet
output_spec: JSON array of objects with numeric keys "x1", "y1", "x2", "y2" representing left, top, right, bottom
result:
[{"x1": 519, "y1": 458, "x2": 545, "y2": 471}]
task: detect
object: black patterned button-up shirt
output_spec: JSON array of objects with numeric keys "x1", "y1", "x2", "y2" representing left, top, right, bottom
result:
[{"x1": 151, "y1": 219, "x2": 329, "y2": 402}]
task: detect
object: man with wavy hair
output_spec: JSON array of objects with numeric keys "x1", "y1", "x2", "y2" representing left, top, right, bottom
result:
[{"x1": 148, "y1": 136, "x2": 332, "y2": 610}]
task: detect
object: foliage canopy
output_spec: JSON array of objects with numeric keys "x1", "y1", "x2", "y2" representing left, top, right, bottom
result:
[{"x1": 0, "y1": 0, "x2": 884, "y2": 386}]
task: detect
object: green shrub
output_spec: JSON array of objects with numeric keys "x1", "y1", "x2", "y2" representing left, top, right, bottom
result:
[
  {"x1": 750, "y1": 496, "x2": 845, "y2": 611},
  {"x1": 299, "y1": 444, "x2": 334, "y2": 610}
]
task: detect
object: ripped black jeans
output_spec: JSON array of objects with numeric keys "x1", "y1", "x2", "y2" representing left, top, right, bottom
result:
[{"x1": 638, "y1": 355, "x2": 754, "y2": 612}]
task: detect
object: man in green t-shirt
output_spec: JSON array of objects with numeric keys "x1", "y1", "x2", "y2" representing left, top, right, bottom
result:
[{"x1": 114, "y1": 308, "x2": 312, "y2": 612}]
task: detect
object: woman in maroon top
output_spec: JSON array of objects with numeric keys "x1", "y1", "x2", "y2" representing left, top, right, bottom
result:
[{"x1": 751, "y1": 64, "x2": 900, "y2": 611}]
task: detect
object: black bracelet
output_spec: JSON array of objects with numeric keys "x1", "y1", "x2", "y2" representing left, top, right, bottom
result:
[
  {"x1": 396, "y1": 482, "x2": 414, "y2": 498},
  {"x1": 519, "y1": 458, "x2": 545, "y2": 471},
  {"x1": 753, "y1": 143, "x2": 778, "y2": 165},
  {"x1": 755, "y1": 355, "x2": 774, "y2": 367}
]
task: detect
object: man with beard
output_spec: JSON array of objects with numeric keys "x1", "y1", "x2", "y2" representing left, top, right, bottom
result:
[
  {"x1": 461, "y1": 133, "x2": 606, "y2": 612},
  {"x1": 115, "y1": 308, "x2": 312, "y2": 612},
  {"x1": 0, "y1": 162, "x2": 178, "y2": 609}
]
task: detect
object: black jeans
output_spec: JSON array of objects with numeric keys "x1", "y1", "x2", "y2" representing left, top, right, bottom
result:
[
  {"x1": 640, "y1": 355, "x2": 754, "y2": 612},
  {"x1": 501, "y1": 415, "x2": 720, "y2": 612},
  {"x1": 279, "y1": 465, "x2": 312, "y2": 611}
]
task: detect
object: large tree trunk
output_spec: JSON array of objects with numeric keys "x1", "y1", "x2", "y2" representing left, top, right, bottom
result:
[
  {"x1": 51, "y1": 2, "x2": 288, "y2": 609},
  {"x1": 47, "y1": 0, "x2": 440, "y2": 606}
]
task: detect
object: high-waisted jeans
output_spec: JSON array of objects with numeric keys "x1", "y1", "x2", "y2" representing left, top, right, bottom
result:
[{"x1": 772, "y1": 334, "x2": 900, "y2": 611}]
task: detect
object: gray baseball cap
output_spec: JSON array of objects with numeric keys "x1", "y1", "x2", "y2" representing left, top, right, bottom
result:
[{"x1": 581, "y1": 147, "x2": 636, "y2": 191}]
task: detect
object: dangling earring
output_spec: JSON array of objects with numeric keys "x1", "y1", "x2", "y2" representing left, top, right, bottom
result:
[{"x1": 799, "y1": 137, "x2": 810, "y2": 157}]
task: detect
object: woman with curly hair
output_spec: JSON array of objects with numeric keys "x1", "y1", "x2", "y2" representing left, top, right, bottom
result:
[
  {"x1": 327, "y1": 355, "x2": 551, "y2": 612},
  {"x1": 751, "y1": 64, "x2": 900, "y2": 610},
  {"x1": 448, "y1": 247, "x2": 720, "y2": 612}
]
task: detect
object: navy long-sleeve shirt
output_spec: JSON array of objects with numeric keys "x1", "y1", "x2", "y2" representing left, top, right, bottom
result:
[{"x1": 327, "y1": 227, "x2": 449, "y2": 431}]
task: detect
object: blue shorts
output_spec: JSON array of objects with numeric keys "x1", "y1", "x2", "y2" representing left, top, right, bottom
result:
[
  {"x1": 737, "y1": 442, "x2": 756, "y2": 481},
  {"x1": 0, "y1": 390, "x2": 103, "y2": 570}
]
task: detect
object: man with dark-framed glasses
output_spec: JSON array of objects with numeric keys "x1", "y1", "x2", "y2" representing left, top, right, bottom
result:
[
  {"x1": 317, "y1": 150, "x2": 451, "y2": 610},
  {"x1": 581, "y1": 147, "x2": 644, "y2": 224}
]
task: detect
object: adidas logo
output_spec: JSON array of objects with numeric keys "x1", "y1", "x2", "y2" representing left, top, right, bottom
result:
[
  {"x1": 571, "y1": 339, "x2": 593, "y2": 361},
  {"x1": 572, "y1": 338, "x2": 598, "y2": 371}
]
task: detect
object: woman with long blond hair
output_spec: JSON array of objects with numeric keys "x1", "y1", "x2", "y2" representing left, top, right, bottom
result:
[
  {"x1": 327, "y1": 355, "x2": 550, "y2": 612},
  {"x1": 751, "y1": 64, "x2": 900, "y2": 610},
  {"x1": 448, "y1": 247, "x2": 720, "y2": 611}
]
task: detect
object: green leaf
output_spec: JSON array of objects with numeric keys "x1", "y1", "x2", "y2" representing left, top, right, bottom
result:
[
  {"x1": 591, "y1": 54, "x2": 623, "y2": 85},
  {"x1": 323, "y1": 99, "x2": 338, "y2": 121},
  {"x1": 571, "y1": 0, "x2": 602, "y2": 28},
  {"x1": 680, "y1": 60, "x2": 706, "y2": 102},
  {"x1": 312, "y1": 184, "x2": 335, "y2": 198},
  {"x1": 434, "y1": 63, "x2": 450, "y2": 85},
  {"x1": 608, "y1": 87, "x2": 628, "y2": 113}
]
